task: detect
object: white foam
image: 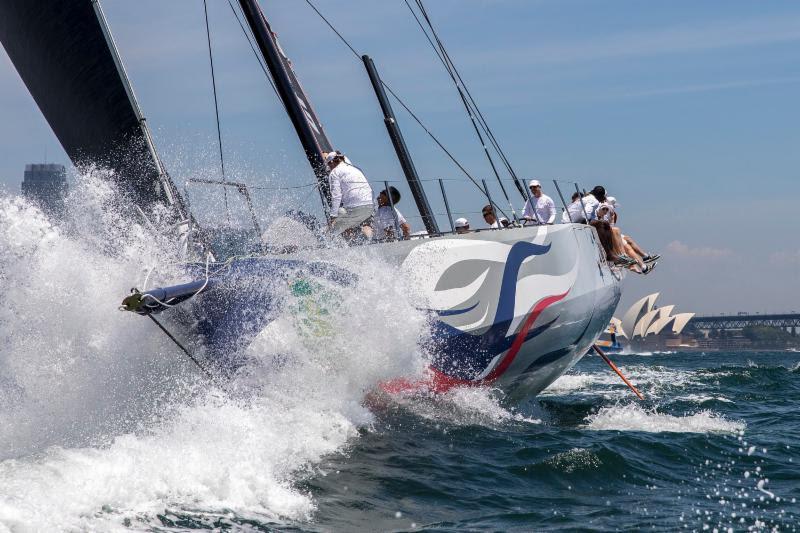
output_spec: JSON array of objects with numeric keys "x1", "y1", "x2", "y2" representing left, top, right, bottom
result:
[
  {"x1": 585, "y1": 404, "x2": 745, "y2": 434},
  {"x1": 0, "y1": 175, "x2": 428, "y2": 530},
  {"x1": 393, "y1": 386, "x2": 541, "y2": 427},
  {"x1": 543, "y1": 365, "x2": 725, "y2": 401},
  {"x1": 546, "y1": 447, "x2": 602, "y2": 473},
  {"x1": 675, "y1": 394, "x2": 734, "y2": 404},
  {"x1": 540, "y1": 373, "x2": 600, "y2": 395}
]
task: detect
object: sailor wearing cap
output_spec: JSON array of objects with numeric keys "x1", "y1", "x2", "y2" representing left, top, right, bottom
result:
[
  {"x1": 324, "y1": 151, "x2": 374, "y2": 236},
  {"x1": 597, "y1": 197, "x2": 618, "y2": 225},
  {"x1": 522, "y1": 179, "x2": 556, "y2": 225},
  {"x1": 454, "y1": 217, "x2": 470, "y2": 234}
]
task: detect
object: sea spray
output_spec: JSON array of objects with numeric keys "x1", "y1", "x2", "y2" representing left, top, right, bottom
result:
[
  {"x1": 0, "y1": 174, "x2": 188, "y2": 458},
  {"x1": 0, "y1": 172, "x2": 429, "y2": 529},
  {"x1": 585, "y1": 403, "x2": 745, "y2": 434}
]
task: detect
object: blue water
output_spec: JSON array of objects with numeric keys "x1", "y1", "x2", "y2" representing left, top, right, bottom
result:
[{"x1": 159, "y1": 351, "x2": 800, "y2": 532}]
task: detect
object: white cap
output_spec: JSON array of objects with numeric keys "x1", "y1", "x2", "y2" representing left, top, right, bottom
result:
[
  {"x1": 529, "y1": 179, "x2": 541, "y2": 188},
  {"x1": 454, "y1": 217, "x2": 469, "y2": 228},
  {"x1": 607, "y1": 196, "x2": 618, "y2": 207},
  {"x1": 324, "y1": 151, "x2": 342, "y2": 164}
]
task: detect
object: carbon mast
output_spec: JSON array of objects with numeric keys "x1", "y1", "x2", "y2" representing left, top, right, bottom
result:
[
  {"x1": 362, "y1": 55, "x2": 439, "y2": 235},
  {"x1": 237, "y1": 0, "x2": 334, "y2": 213},
  {"x1": 237, "y1": 0, "x2": 444, "y2": 233}
]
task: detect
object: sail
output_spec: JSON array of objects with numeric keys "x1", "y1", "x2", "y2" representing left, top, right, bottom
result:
[
  {"x1": 0, "y1": 0, "x2": 181, "y2": 211},
  {"x1": 238, "y1": 0, "x2": 334, "y2": 208}
]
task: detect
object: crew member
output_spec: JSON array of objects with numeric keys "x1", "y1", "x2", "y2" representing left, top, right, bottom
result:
[
  {"x1": 325, "y1": 151, "x2": 374, "y2": 238},
  {"x1": 454, "y1": 217, "x2": 470, "y2": 234},
  {"x1": 372, "y1": 186, "x2": 411, "y2": 240},
  {"x1": 522, "y1": 179, "x2": 555, "y2": 224},
  {"x1": 482, "y1": 204, "x2": 500, "y2": 228},
  {"x1": 582, "y1": 185, "x2": 605, "y2": 221},
  {"x1": 562, "y1": 191, "x2": 587, "y2": 223}
]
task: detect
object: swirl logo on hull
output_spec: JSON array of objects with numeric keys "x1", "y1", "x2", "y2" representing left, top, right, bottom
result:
[{"x1": 384, "y1": 239, "x2": 576, "y2": 394}]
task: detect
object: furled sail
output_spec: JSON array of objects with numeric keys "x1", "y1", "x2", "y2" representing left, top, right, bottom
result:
[{"x1": 0, "y1": 0, "x2": 186, "y2": 215}]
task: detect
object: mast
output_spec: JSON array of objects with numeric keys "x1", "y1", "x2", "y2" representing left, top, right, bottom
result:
[
  {"x1": 237, "y1": 0, "x2": 334, "y2": 211},
  {"x1": 362, "y1": 55, "x2": 439, "y2": 235}
]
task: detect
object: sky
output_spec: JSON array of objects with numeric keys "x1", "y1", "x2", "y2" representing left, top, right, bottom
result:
[{"x1": 1, "y1": 0, "x2": 798, "y2": 315}]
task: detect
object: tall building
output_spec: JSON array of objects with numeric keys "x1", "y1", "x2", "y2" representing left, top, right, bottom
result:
[{"x1": 21, "y1": 163, "x2": 68, "y2": 217}]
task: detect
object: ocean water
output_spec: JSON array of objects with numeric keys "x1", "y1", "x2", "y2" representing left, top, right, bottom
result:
[{"x1": 1, "y1": 179, "x2": 799, "y2": 532}]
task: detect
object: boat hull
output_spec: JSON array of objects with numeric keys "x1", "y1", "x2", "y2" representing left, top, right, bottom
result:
[{"x1": 129, "y1": 224, "x2": 621, "y2": 399}]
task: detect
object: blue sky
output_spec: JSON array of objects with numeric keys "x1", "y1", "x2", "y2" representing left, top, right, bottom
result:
[{"x1": 1, "y1": 0, "x2": 798, "y2": 314}]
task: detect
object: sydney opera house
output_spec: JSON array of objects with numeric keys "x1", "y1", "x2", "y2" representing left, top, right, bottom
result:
[{"x1": 610, "y1": 293, "x2": 695, "y2": 350}]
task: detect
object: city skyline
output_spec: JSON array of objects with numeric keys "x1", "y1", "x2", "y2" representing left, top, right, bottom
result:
[{"x1": 1, "y1": 0, "x2": 798, "y2": 315}]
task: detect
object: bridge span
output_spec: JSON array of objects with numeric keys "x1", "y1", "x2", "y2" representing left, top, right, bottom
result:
[{"x1": 687, "y1": 313, "x2": 800, "y2": 331}]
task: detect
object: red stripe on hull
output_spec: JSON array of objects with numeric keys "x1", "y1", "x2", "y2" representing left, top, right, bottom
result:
[{"x1": 378, "y1": 291, "x2": 569, "y2": 395}]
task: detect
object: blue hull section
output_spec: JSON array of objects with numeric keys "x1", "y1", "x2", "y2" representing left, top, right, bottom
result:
[{"x1": 128, "y1": 258, "x2": 355, "y2": 372}]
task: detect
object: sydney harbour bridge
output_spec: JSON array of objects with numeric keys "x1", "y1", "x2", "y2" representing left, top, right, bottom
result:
[{"x1": 687, "y1": 313, "x2": 800, "y2": 334}]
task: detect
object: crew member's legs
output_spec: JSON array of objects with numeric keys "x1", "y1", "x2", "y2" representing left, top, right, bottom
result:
[
  {"x1": 332, "y1": 205, "x2": 374, "y2": 240},
  {"x1": 624, "y1": 235, "x2": 659, "y2": 261}
]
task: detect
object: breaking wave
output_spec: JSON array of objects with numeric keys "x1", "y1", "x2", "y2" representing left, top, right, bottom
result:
[
  {"x1": 0, "y1": 173, "x2": 427, "y2": 530},
  {"x1": 585, "y1": 404, "x2": 745, "y2": 434}
]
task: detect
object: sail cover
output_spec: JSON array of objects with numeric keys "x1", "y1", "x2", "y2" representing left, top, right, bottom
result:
[{"x1": 0, "y1": 0, "x2": 176, "y2": 209}]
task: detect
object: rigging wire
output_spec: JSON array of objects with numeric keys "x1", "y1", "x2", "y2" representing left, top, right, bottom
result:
[
  {"x1": 407, "y1": 0, "x2": 509, "y2": 206},
  {"x1": 301, "y1": 0, "x2": 508, "y2": 217},
  {"x1": 225, "y1": 0, "x2": 283, "y2": 104},
  {"x1": 407, "y1": 0, "x2": 525, "y2": 213},
  {"x1": 202, "y1": 0, "x2": 230, "y2": 223},
  {"x1": 403, "y1": 0, "x2": 526, "y2": 201}
]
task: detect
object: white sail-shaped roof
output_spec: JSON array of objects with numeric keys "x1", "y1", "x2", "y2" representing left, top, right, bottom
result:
[
  {"x1": 646, "y1": 315, "x2": 677, "y2": 336},
  {"x1": 610, "y1": 317, "x2": 624, "y2": 337},
  {"x1": 633, "y1": 308, "x2": 661, "y2": 338},
  {"x1": 620, "y1": 293, "x2": 659, "y2": 339},
  {"x1": 671, "y1": 313, "x2": 695, "y2": 334},
  {"x1": 657, "y1": 305, "x2": 675, "y2": 320}
]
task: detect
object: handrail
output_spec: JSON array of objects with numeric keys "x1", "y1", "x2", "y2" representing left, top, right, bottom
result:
[{"x1": 185, "y1": 174, "x2": 594, "y2": 246}]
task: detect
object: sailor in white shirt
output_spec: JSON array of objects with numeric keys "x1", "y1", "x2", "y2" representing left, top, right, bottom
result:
[
  {"x1": 597, "y1": 201, "x2": 616, "y2": 225},
  {"x1": 482, "y1": 204, "x2": 500, "y2": 228},
  {"x1": 561, "y1": 191, "x2": 588, "y2": 223},
  {"x1": 325, "y1": 151, "x2": 374, "y2": 236},
  {"x1": 372, "y1": 186, "x2": 410, "y2": 240},
  {"x1": 581, "y1": 185, "x2": 607, "y2": 221},
  {"x1": 521, "y1": 179, "x2": 556, "y2": 224}
]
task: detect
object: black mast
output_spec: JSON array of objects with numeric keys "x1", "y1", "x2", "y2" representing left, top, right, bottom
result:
[
  {"x1": 237, "y1": 0, "x2": 333, "y2": 211},
  {"x1": 362, "y1": 55, "x2": 439, "y2": 235}
]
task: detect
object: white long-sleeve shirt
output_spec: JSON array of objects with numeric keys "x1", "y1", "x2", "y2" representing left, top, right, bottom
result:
[
  {"x1": 582, "y1": 194, "x2": 600, "y2": 221},
  {"x1": 328, "y1": 163, "x2": 373, "y2": 214},
  {"x1": 522, "y1": 193, "x2": 556, "y2": 224},
  {"x1": 561, "y1": 199, "x2": 586, "y2": 223}
]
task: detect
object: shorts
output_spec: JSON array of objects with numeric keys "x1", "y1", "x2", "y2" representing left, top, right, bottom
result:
[{"x1": 332, "y1": 204, "x2": 373, "y2": 235}]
